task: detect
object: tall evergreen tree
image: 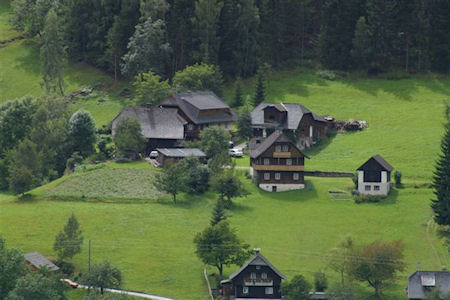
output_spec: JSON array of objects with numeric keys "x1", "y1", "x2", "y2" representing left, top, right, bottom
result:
[
  {"x1": 217, "y1": 0, "x2": 239, "y2": 77},
  {"x1": 121, "y1": 17, "x2": 172, "y2": 77},
  {"x1": 431, "y1": 105, "x2": 450, "y2": 225},
  {"x1": 192, "y1": 0, "x2": 223, "y2": 64},
  {"x1": 231, "y1": 80, "x2": 243, "y2": 107},
  {"x1": 210, "y1": 199, "x2": 227, "y2": 226},
  {"x1": 429, "y1": 0, "x2": 450, "y2": 73},
  {"x1": 53, "y1": 213, "x2": 83, "y2": 261},
  {"x1": 365, "y1": 0, "x2": 397, "y2": 73},
  {"x1": 253, "y1": 68, "x2": 266, "y2": 106},
  {"x1": 351, "y1": 16, "x2": 370, "y2": 69},
  {"x1": 68, "y1": 110, "x2": 96, "y2": 158},
  {"x1": 40, "y1": 8, "x2": 66, "y2": 95}
]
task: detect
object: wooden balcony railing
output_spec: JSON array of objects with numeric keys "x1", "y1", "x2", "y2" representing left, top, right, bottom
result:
[
  {"x1": 252, "y1": 164, "x2": 304, "y2": 171},
  {"x1": 244, "y1": 279, "x2": 274, "y2": 286}
]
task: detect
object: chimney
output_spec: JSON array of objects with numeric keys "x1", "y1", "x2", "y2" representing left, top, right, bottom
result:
[{"x1": 253, "y1": 248, "x2": 261, "y2": 255}]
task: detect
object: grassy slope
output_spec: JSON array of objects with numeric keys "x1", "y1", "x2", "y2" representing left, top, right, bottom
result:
[{"x1": 0, "y1": 1, "x2": 123, "y2": 127}]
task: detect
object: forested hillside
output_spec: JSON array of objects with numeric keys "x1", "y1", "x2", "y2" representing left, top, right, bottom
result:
[{"x1": 8, "y1": 0, "x2": 450, "y2": 80}]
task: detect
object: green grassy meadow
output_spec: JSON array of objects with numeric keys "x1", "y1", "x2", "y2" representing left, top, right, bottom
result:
[{"x1": 1, "y1": 1, "x2": 450, "y2": 299}]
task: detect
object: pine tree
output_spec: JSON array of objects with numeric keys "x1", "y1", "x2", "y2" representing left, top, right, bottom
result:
[
  {"x1": 40, "y1": 8, "x2": 66, "y2": 95},
  {"x1": 431, "y1": 105, "x2": 450, "y2": 225},
  {"x1": 210, "y1": 198, "x2": 227, "y2": 226},
  {"x1": 53, "y1": 213, "x2": 83, "y2": 261},
  {"x1": 253, "y1": 69, "x2": 266, "y2": 106},
  {"x1": 352, "y1": 16, "x2": 370, "y2": 70},
  {"x1": 231, "y1": 80, "x2": 243, "y2": 107}
]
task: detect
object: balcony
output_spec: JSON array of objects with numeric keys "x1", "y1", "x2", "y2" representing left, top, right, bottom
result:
[
  {"x1": 252, "y1": 164, "x2": 304, "y2": 171},
  {"x1": 273, "y1": 152, "x2": 291, "y2": 158},
  {"x1": 244, "y1": 279, "x2": 273, "y2": 286}
]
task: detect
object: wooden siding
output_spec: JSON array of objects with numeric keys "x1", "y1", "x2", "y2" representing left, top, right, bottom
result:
[
  {"x1": 273, "y1": 151, "x2": 291, "y2": 158},
  {"x1": 252, "y1": 164, "x2": 304, "y2": 171},
  {"x1": 230, "y1": 265, "x2": 283, "y2": 299},
  {"x1": 254, "y1": 171, "x2": 305, "y2": 184}
]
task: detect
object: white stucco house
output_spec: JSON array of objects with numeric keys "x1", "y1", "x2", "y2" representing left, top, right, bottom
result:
[{"x1": 357, "y1": 154, "x2": 394, "y2": 196}]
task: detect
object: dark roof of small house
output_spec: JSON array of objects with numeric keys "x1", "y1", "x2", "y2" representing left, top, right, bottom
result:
[
  {"x1": 252, "y1": 102, "x2": 326, "y2": 129},
  {"x1": 156, "y1": 148, "x2": 206, "y2": 158},
  {"x1": 112, "y1": 106, "x2": 186, "y2": 140},
  {"x1": 407, "y1": 271, "x2": 450, "y2": 299},
  {"x1": 249, "y1": 130, "x2": 306, "y2": 159},
  {"x1": 228, "y1": 252, "x2": 287, "y2": 281},
  {"x1": 161, "y1": 91, "x2": 237, "y2": 124},
  {"x1": 24, "y1": 252, "x2": 59, "y2": 271},
  {"x1": 357, "y1": 154, "x2": 394, "y2": 172}
]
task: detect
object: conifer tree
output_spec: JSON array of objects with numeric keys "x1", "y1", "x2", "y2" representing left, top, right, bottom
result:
[
  {"x1": 210, "y1": 198, "x2": 227, "y2": 226},
  {"x1": 53, "y1": 213, "x2": 83, "y2": 261},
  {"x1": 351, "y1": 16, "x2": 370, "y2": 69},
  {"x1": 431, "y1": 105, "x2": 450, "y2": 225},
  {"x1": 253, "y1": 69, "x2": 266, "y2": 106},
  {"x1": 231, "y1": 80, "x2": 243, "y2": 107},
  {"x1": 40, "y1": 8, "x2": 66, "y2": 95}
]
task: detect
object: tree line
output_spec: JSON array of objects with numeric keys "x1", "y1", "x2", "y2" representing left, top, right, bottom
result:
[{"x1": 10, "y1": 0, "x2": 450, "y2": 82}]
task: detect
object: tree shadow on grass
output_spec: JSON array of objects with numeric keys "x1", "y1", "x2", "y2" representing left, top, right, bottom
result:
[
  {"x1": 375, "y1": 188, "x2": 399, "y2": 206},
  {"x1": 303, "y1": 130, "x2": 338, "y2": 157}
]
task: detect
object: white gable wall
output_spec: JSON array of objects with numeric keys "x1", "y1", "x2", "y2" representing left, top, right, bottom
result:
[{"x1": 358, "y1": 170, "x2": 390, "y2": 196}]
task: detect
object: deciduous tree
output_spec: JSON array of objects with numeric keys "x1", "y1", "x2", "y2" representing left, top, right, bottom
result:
[
  {"x1": 6, "y1": 273, "x2": 66, "y2": 300},
  {"x1": 194, "y1": 221, "x2": 250, "y2": 277},
  {"x1": 68, "y1": 110, "x2": 96, "y2": 158},
  {"x1": 81, "y1": 261, "x2": 122, "y2": 295},
  {"x1": 173, "y1": 63, "x2": 223, "y2": 96},
  {"x1": 0, "y1": 237, "x2": 27, "y2": 299},
  {"x1": 153, "y1": 162, "x2": 185, "y2": 203},
  {"x1": 280, "y1": 274, "x2": 311, "y2": 300},
  {"x1": 237, "y1": 109, "x2": 252, "y2": 140},
  {"x1": 113, "y1": 117, "x2": 145, "y2": 159},
  {"x1": 132, "y1": 72, "x2": 171, "y2": 105},
  {"x1": 211, "y1": 169, "x2": 248, "y2": 208}
]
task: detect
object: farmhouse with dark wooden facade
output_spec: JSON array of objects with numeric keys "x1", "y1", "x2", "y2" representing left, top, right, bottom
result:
[
  {"x1": 250, "y1": 130, "x2": 306, "y2": 192},
  {"x1": 357, "y1": 154, "x2": 394, "y2": 196},
  {"x1": 251, "y1": 102, "x2": 329, "y2": 149},
  {"x1": 160, "y1": 91, "x2": 236, "y2": 140},
  {"x1": 221, "y1": 250, "x2": 286, "y2": 299}
]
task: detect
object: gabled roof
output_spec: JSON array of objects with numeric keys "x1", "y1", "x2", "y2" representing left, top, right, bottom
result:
[
  {"x1": 357, "y1": 154, "x2": 394, "y2": 172},
  {"x1": 24, "y1": 252, "x2": 59, "y2": 271},
  {"x1": 249, "y1": 130, "x2": 306, "y2": 159},
  {"x1": 161, "y1": 91, "x2": 237, "y2": 125},
  {"x1": 228, "y1": 252, "x2": 287, "y2": 281},
  {"x1": 112, "y1": 106, "x2": 186, "y2": 140},
  {"x1": 407, "y1": 271, "x2": 450, "y2": 299},
  {"x1": 156, "y1": 148, "x2": 206, "y2": 158},
  {"x1": 252, "y1": 102, "x2": 326, "y2": 130}
]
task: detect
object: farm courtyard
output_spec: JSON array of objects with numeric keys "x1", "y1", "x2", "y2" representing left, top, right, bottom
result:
[{"x1": 1, "y1": 0, "x2": 450, "y2": 298}]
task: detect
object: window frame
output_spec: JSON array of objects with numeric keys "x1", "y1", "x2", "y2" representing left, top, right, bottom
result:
[
  {"x1": 275, "y1": 173, "x2": 281, "y2": 180},
  {"x1": 282, "y1": 144, "x2": 289, "y2": 152},
  {"x1": 265, "y1": 287, "x2": 273, "y2": 295},
  {"x1": 365, "y1": 185, "x2": 371, "y2": 191},
  {"x1": 275, "y1": 145, "x2": 281, "y2": 152},
  {"x1": 293, "y1": 173, "x2": 299, "y2": 180},
  {"x1": 263, "y1": 158, "x2": 270, "y2": 165},
  {"x1": 286, "y1": 158, "x2": 292, "y2": 165},
  {"x1": 243, "y1": 286, "x2": 249, "y2": 294},
  {"x1": 264, "y1": 173, "x2": 270, "y2": 180}
]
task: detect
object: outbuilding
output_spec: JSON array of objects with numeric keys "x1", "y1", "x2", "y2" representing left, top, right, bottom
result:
[
  {"x1": 156, "y1": 148, "x2": 206, "y2": 166},
  {"x1": 407, "y1": 271, "x2": 450, "y2": 299},
  {"x1": 24, "y1": 252, "x2": 59, "y2": 272},
  {"x1": 357, "y1": 154, "x2": 394, "y2": 196}
]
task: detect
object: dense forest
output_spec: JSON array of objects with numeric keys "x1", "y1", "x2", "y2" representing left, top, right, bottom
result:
[{"x1": 9, "y1": 0, "x2": 450, "y2": 79}]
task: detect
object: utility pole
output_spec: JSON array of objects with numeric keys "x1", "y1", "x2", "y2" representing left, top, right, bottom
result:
[{"x1": 88, "y1": 240, "x2": 91, "y2": 272}]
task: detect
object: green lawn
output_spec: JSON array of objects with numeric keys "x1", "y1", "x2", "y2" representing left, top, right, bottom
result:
[{"x1": 0, "y1": 0, "x2": 18, "y2": 40}]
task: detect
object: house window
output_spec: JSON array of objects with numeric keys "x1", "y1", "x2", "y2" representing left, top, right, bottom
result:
[
  {"x1": 264, "y1": 158, "x2": 270, "y2": 165},
  {"x1": 265, "y1": 287, "x2": 273, "y2": 295},
  {"x1": 282, "y1": 145, "x2": 289, "y2": 152},
  {"x1": 275, "y1": 173, "x2": 281, "y2": 180},
  {"x1": 256, "y1": 266, "x2": 261, "y2": 270},
  {"x1": 374, "y1": 185, "x2": 380, "y2": 191},
  {"x1": 261, "y1": 272, "x2": 267, "y2": 279},
  {"x1": 365, "y1": 185, "x2": 371, "y2": 191},
  {"x1": 293, "y1": 173, "x2": 299, "y2": 180},
  {"x1": 264, "y1": 173, "x2": 270, "y2": 180},
  {"x1": 243, "y1": 286, "x2": 249, "y2": 294},
  {"x1": 286, "y1": 158, "x2": 292, "y2": 165},
  {"x1": 250, "y1": 272, "x2": 256, "y2": 279},
  {"x1": 187, "y1": 124, "x2": 195, "y2": 131},
  {"x1": 275, "y1": 145, "x2": 281, "y2": 152}
]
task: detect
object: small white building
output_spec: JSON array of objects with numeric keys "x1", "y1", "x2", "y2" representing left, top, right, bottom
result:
[{"x1": 357, "y1": 154, "x2": 394, "y2": 196}]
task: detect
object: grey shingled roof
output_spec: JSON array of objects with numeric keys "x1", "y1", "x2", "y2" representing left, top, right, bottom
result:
[
  {"x1": 251, "y1": 102, "x2": 326, "y2": 130},
  {"x1": 24, "y1": 252, "x2": 59, "y2": 271},
  {"x1": 228, "y1": 252, "x2": 287, "y2": 281},
  {"x1": 156, "y1": 148, "x2": 206, "y2": 158},
  {"x1": 407, "y1": 271, "x2": 450, "y2": 299},
  {"x1": 112, "y1": 107, "x2": 186, "y2": 140},
  {"x1": 161, "y1": 91, "x2": 237, "y2": 125},
  {"x1": 249, "y1": 130, "x2": 306, "y2": 159},
  {"x1": 357, "y1": 154, "x2": 394, "y2": 171}
]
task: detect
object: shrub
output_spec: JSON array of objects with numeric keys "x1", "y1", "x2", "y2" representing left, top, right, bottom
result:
[
  {"x1": 394, "y1": 170, "x2": 402, "y2": 188},
  {"x1": 314, "y1": 272, "x2": 328, "y2": 292},
  {"x1": 354, "y1": 194, "x2": 384, "y2": 204},
  {"x1": 316, "y1": 70, "x2": 337, "y2": 80},
  {"x1": 56, "y1": 260, "x2": 75, "y2": 276}
]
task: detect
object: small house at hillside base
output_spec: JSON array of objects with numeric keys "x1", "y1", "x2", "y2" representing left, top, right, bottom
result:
[
  {"x1": 111, "y1": 106, "x2": 187, "y2": 154},
  {"x1": 221, "y1": 250, "x2": 286, "y2": 299},
  {"x1": 407, "y1": 271, "x2": 450, "y2": 299},
  {"x1": 250, "y1": 130, "x2": 307, "y2": 192},
  {"x1": 155, "y1": 148, "x2": 206, "y2": 166},
  {"x1": 24, "y1": 252, "x2": 59, "y2": 272},
  {"x1": 357, "y1": 154, "x2": 394, "y2": 196}
]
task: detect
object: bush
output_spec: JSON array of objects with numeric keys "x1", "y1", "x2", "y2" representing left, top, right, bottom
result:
[
  {"x1": 394, "y1": 170, "x2": 402, "y2": 188},
  {"x1": 56, "y1": 260, "x2": 75, "y2": 276},
  {"x1": 114, "y1": 157, "x2": 132, "y2": 164},
  {"x1": 354, "y1": 194, "x2": 384, "y2": 204},
  {"x1": 314, "y1": 272, "x2": 328, "y2": 292}
]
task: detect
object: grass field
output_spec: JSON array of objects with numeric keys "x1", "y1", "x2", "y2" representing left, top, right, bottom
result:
[{"x1": 1, "y1": 1, "x2": 450, "y2": 299}]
